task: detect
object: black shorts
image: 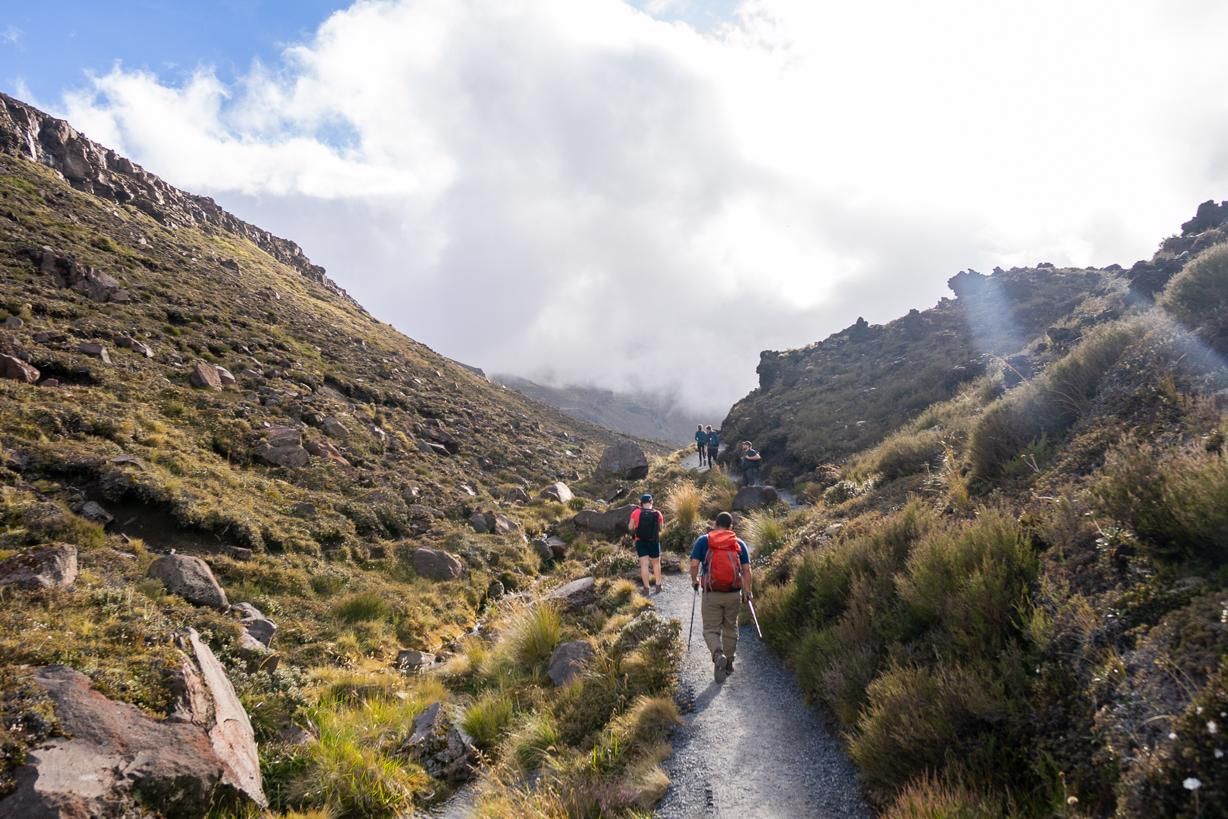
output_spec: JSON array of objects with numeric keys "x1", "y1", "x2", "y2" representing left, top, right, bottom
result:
[{"x1": 635, "y1": 540, "x2": 661, "y2": 559}]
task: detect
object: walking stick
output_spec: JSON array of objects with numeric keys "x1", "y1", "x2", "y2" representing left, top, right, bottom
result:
[
  {"x1": 746, "y1": 596, "x2": 764, "y2": 638},
  {"x1": 687, "y1": 587, "x2": 698, "y2": 651}
]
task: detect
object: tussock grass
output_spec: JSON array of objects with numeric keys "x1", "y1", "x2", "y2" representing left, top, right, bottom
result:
[
  {"x1": 851, "y1": 427, "x2": 944, "y2": 482},
  {"x1": 463, "y1": 691, "x2": 516, "y2": 750},
  {"x1": 664, "y1": 482, "x2": 705, "y2": 532},
  {"x1": 330, "y1": 591, "x2": 391, "y2": 623},
  {"x1": 1161, "y1": 241, "x2": 1228, "y2": 339},
  {"x1": 740, "y1": 510, "x2": 787, "y2": 558},
  {"x1": 968, "y1": 319, "x2": 1138, "y2": 480},
  {"x1": 883, "y1": 773, "x2": 1003, "y2": 819},
  {"x1": 507, "y1": 603, "x2": 564, "y2": 672},
  {"x1": 509, "y1": 711, "x2": 562, "y2": 773}
]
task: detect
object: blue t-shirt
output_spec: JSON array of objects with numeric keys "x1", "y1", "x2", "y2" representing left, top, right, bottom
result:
[
  {"x1": 690, "y1": 533, "x2": 749, "y2": 564},
  {"x1": 706, "y1": 431, "x2": 720, "y2": 448}
]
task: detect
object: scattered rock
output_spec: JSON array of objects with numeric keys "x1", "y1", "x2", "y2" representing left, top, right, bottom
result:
[
  {"x1": 190, "y1": 361, "x2": 223, "y2": 389},
  {"x1": 547, "y1": 640, "x2": 594, "y2": 686},
  {"x1": 502, "y1": 486, "x2": 530, "y2": 504},
  {"x1": 596, "y1": 441, "x2": 649, "y2": 480},
  {"x1": 548, "y1": 576, "x2": 596, "y2": 611},
  {"x1": 254, "y1": 426, "x2": 310, "y2": 468},
  {"x1": 233, "y1": 602, "x2": 277, "y2": 648},
  {"x1": 228, "y1": 546, "x2": 254, "y2": 561},
  {"x1": 469, "y1": 510, "x2": 519, "y2": 535},
  {"x1": 486, "y1": 579, "x2": 505, "y2": 600},
  {"x1": 75, "y1": 500, "x2": 113, "y2": 526},
  {"x1": 402, "y1": 701, "x2": 474, "y2": 783},
  {"x1": 77, "y1": 342, "x2": 112, "y2": 363},
  {"x1": 412, "y1": 547, "x2": 465, "y2": 581},
  {"x1": 732, "y1": 485, "x2": 779, "y2": 511},
  {"x1": 5, "y1": 314, "x2": 24, "y2": 328},
  {"x1": 147, "y1": 553, "x2": 229, "y2": 609},
  {"x1": 572, "y1": 504, "x2": 637, "y2": 539},
  {"x1": 37, "y1": 247, "x2": 131, "y2": 303},
  {"x1": 0, "y1": 353, "x2": 40, "y2": 383},
  {"x1": 322, "y1": 416, "x2": 349, "y2": 438},
  {"x1": 545, "y1": 535, "x2": 567, "y2": 561},
  {"x1": 304, "y1": 436, "x2": 350, "y2": 467},
  {"x1": 540, "y1": 482, "x2": 574, "y2": 503},
  {"x1": 533, "y1": 538, "x2": 554, "y2": 562},
  {"x1": 116, "y1": 336, "x2": 153, "y2": 357},
  {"x1": 0, "y1": 543, "x2": 78, "y2": 590},
  {"x1": 395, "y1": 649, "x2": 436, "y2": 673},
  {"x1": 215, "y1": 366, "x2": 237, "y2": 386},
  {"x1": 234, "y1": 631, "x2": 280, "y2": 672}
]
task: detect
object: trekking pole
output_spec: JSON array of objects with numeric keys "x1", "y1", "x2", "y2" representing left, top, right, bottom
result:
[
  {"x1": 746, "y1": 596, "x2": 764, "y2": 638},
  {"x1": 687, "y1": 587, "x2": 698, "y2": 651}
]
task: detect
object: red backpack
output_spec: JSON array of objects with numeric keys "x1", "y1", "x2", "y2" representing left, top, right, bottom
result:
[{"x1": 704, "y1": 530, "x2": 743, "y2": 592}]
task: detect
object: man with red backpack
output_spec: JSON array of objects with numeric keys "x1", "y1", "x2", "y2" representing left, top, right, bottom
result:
[
  {"x1": 628, "y1": 493, "x2": 665, "y2": 595},
  {"x1": 689, "y1": 511, "x2": 753, "y2": 683}
]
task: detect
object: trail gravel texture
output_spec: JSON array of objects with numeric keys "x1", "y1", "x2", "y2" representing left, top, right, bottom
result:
[{"x1": 654, "y1": 576, "x2": 870, "y2": 818}]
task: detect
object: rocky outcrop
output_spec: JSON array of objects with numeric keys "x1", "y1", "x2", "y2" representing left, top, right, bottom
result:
[
  {"x1": 596, "y1": 440, "x2": 649, "y2": 480},
  {"x1": 413, "y1": 547, "x2": 465, "y2": 581},
  {"x1": 0, "y1": 92, "x2": 340, "y2": 293},
  {"x1": 34, "y1": 247, "x2": 130, "y2": 303},
  {"x1": 573, "y1": 504, "x2": 637, "y2": 538},
  {"x1": 0, "y1": 353, "x2": 40, "y2": 383},
  {"x1": 148, "y1": 553, "x2": 229, "y2": 608},
  {"x1": 0, "y1": 632, "x2": 265, "y2": 817},
  {"x1": 732, "y1": 485, "x2": 779, "y2": 511},
  {"x1": 547, "y1": 640, "x2": 594, "y2": 686},
  {"x1": 469, "y1": 510, "x2": 518, "y2": 535},
  {"x1": 77, "y1": 342, "x2": 112, "y2": 363},
  {"x1": 402, "y1": 702, "x2": 475, "y2": 783},
  {"x1": 0, "y1": 543, "x2": 77, "y2": 590}
]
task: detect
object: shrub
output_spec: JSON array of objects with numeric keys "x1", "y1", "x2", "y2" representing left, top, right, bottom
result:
[
  {"x1": 884, "y1": 773, "x2": 1004, "y2": 819},
  {"x1": 1161, "y1": 241, "x2": 1228, "y2": 339},
  {"x1": 1094, "y1": 443, "x2": 1228, "y2": 561},
  {"x1": 509, "y1": 711, "x2": 561, "y2": 772},
  {"x1": 463, "y1": 692, "x2": 516, "y2": 750},
  {"x1": 856, "y1": 428, "x2": 944, "y2": 481},
  {"x1": 850, "y1": 663, "x2": 1010, "y2": 797},
  {"x1": 741, "y1": 510, "x2": 786, "y2": 558},
  {"x1": 331, "y1": 592, "x2": 391, "y2": 624}
]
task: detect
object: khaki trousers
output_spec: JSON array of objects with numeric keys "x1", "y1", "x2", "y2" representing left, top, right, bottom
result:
[{"x1": 701, "y1": 590, "x2": 742, "y2": 659}]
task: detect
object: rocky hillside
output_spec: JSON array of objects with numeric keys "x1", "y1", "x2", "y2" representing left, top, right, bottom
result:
[
  {"x1": 0, "y1": 94, "x2": 680, "y2": 817},
  {"x1": 493, "y1": 373, "x2": 706, "y2": 445},
  {"x1": 720, "y1": 202, "x2": 1228, "y2": 484},
  {"x1": 708, "y1": 201, "x2": 1228, "y2": 817}
]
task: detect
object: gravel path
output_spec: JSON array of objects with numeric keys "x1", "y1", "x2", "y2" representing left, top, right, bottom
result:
[{"x1": 653, "y1": 576, "x2": 870, "y2": 818}]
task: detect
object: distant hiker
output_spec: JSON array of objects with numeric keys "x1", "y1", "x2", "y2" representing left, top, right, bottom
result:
[
  {"x1": 629, "y1": 493, "x2": 665, "y2": 595},
  {"x1": 740, "y1": 441, "x2": 762, "y2": 486},
  {"x1": 695, "y1": 424, "x2": 708, "y2": 466},
  {"x1": 705, "y1": 425, "x2": 720, "y2": 469},
  {"x1": 690, "y1": 511, "x2": 753, "y2": 682}
]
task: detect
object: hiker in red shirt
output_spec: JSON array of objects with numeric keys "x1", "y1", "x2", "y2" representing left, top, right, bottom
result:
[
  {"x1": 628, "y1": 493, "x2": 665, "y2": 595},
  {"x1": 690, "y1": 511, "x2": 753, "y2": 683}
]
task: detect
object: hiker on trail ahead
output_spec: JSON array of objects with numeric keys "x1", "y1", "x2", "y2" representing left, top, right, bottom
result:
[
  {"x1": 705, "y1": 425, "x2": 720, "y2": 469},
  {"x1": 690, "y1": 512, "x2": 753, "y2": 683},
  {"x1": 740, "y1": 441, "x2": 762, "y2": 486},
  {"x1": 695, "y1": 425, "x2": 708, "y2": 466},
  {"x1": 629, "y1": 493, "x2": 665, "y2": 595}
]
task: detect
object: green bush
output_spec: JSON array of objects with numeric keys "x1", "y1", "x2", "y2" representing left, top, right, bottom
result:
[
  {"x1": 856, "y1": 428, "x2": 944, "y2": 481},
  {"x1": 1094, "y1": 443, "x2": 1228, "y2": 561},
  {"x1": 1161, "y1": 241, "x2": 1228, "y2": 339}
]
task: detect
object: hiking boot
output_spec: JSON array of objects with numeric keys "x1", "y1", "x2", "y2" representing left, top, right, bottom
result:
[
  {"x1": 714, "y1": 651, "x2": 728, "y2": 684},
  {"x1": 726, "y1": 657, "x2": 735, "y2": 675}
]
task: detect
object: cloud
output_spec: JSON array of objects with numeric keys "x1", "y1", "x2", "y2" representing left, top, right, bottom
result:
[
  {"x1": 1, "y1": 26, "x2": 22, "y2": 46},
  {"x1": 55, "y1": 0, "x2": 1228, "y2": 414}
]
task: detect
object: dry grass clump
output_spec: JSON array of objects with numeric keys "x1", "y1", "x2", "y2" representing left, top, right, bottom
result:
[
  {"x1": 664, "y1": 481, "x2": 705, "y2": 532},
  {"x1": 740, "y1": 510, "x2": 787, "y2": 558},
  {"x1": 883, "y1": 772, "x2": 1003, "y2": 819},
  {"x1": 851, "y1": 427, "x2": 944, "y2": 482},
  {"x1": 1160, "y1": 241, "x2": 1228, "y2": 341}
]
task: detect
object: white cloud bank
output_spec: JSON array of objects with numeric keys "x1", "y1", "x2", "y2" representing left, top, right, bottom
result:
[{"x1": 57, "y1": 0, "x2": 1228, "y2": 413}]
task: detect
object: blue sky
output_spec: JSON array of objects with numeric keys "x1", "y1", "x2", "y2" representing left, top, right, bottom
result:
[{"x1": 0, "y1": 1, "x2": 345, "y2": 103}]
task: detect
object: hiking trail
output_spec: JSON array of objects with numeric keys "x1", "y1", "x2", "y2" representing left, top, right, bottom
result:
[{"x1": 653, "y1": 577, "x2": 870, "y2": 817}]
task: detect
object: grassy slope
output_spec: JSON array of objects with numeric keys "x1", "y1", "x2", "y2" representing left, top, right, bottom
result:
[
  {"x1": 728, "y1": 209, "x2": 1228, "y2": 817},
  {"x1": 0, "y1": 152, "x2": 680, "y2": 816}
]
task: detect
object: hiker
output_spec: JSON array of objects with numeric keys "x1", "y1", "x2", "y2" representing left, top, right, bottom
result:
[
  {"x1": 690, "y1": 511, "x2": 753, "y2": 682},
  {"x1": 741, "y1": 441, "x2": 762, "y2": 486},
  {"x1": 628, "y1": 493, "x2": 665, "y2": 595},
  {"x1": 705, "y1": 425, "x2": 720, "y2": 469},
  {"x1": 695, "y1": 424, "x2": 708, "y2": 466}
]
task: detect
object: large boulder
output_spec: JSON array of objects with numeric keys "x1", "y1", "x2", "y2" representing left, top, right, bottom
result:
[
  {"x1": 402, "y1": 701, "x2": 475, "y2": 783},
  {"x1": 395, "y1": 649, "x2": 436, "y2": 674},
  {"x1": 413, "y1": 547, "x2": 465, "y2": 581},
  {"x1": 148, "y1": 553, "x2": 229, "y2": 609},
  {"x1": 572, "y1": 504, "x2": 637, "y2": 539},
  {"x1": 596, "y1": 441, "x2": 649, "y2": 480},
  {"x1": 77, "y1": 342, "x2": 112, "y2": 364},
  {"x1": 732, "y1": 485, "x2": 779, "y2": 511},
  {"x1": 547, "y1": 640, "x2": 594, "y2": 686},
  {"x1": 190, "y1": 361, "x2": 223, "y2": 389},
  {"x1": 0, "y1": 631, "x2": 265, "y2": 817},
  {"x1": 0, "y1": 353, "x2": 40, "y2": 384},
  {"x1": 0, "y1": 543, "x2": 78, "y2": 590},
  {"x1": 539, "y1": 482, "x2": 574, "y2": 503},
  {"x1": 548, "y1": 576, "x2": 597, "y2": 611}
]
